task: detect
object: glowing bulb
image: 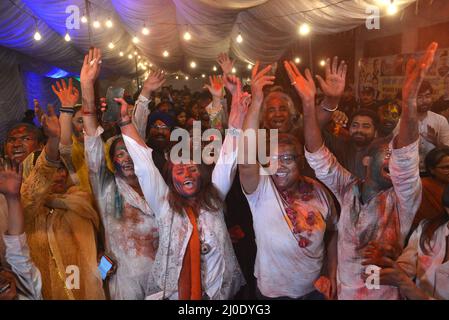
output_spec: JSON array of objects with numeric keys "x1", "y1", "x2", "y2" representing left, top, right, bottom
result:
[
  {"x1": 105, "y1": 19, "x2": 113, "y2": 28},
  {"x1": 185, "y1": 76, "x2": 189, "y2": 80},
  {"x1": 119, "y1": 51, "x2": 124, "y2": 57},
  {"x1": 81, "y1": 16, "x2": 87, "y2": 24},
  {"x1": 132, "y1": 36, "x2": 139, "y2": 44},
  {"x1": 138, "y1": 55, "x2": 141, "y2": 59},
  {"x1": 108, "y1": 42, "x2": 114, "y2": 49},
  {"x1": 201, "y1": 74, "x2": 206, "y2": 78},
  {"x1": 387, "y1": 3, "x2": 398, "y2": 15},
  {"x1": 294, "y1": 57, "x2": 301, "y2": 64},
  {"x1": 299, "y1": 23, "x2": 310, "y2": 36},
  {"x1": 236, "y1": 33, "x2": 243, "y2": 43},
  {"x1": 176, "y1": 76, "x2": 179, "y2": 80},
  {"x1": 163, "y1": 50, "x2": 169, "y2": 57},
  {"x1": 141, "y1": 64, "x2": 147, "y2": 70},
  {"x1": 64, "y1": 32, "x2": 71, "y2": 42},
  {"x1": 247, "y1": 63, "x2": 253, "y2": 70},
  {"x1": 149, "y1": 63, "x2": 153, "y2": 67},
  {"x1": 93, "y1": 20, "x2": 101, "y2": 29},
  {"x1": 190, "y1": 61, "x2": 196, "y2": 68},
  {"x1": 183, "y1": 31, "x2": 191, "y2": 41},
  {"x1": 212, "y1": 66, "x2": 217, "y2": 71},
  {"x1": 144, "y1": 62, "x2": 148, "y2": 66},
  {"x1": 142, "y1": 26, "x2": 149, "y2": 35},
  {"x1": 128, "y1": 54, "x2": 133, "y2": 59},
  {"x1": 232, "y1": 67, "x2": 236, "y2": 74},
  {"x1": 134, "y1": 51, "x2": 138, "y2": 55},
  {"x1": 34, "y1": 31, "x2": 42, "y2": 41},
  {"x1": 319, "y1": 60, "x2": 326, "y2": 67}
]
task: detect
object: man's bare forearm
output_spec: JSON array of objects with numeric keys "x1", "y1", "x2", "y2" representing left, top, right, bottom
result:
[{"x1": 81, "y1": 82, "x2": 98, "y2": 136}]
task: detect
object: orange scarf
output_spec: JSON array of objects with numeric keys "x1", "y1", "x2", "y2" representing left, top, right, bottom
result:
[{"x1": 178, "y1": 207, "x2": 202, "y2": 300}]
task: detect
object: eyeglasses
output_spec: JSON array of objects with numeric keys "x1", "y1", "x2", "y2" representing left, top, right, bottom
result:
[{"x1": 270, "y1": 154, "x2": 301, "y2": 165}]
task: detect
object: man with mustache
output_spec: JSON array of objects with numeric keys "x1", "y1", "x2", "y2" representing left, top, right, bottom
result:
[
  {"x1": 299, "y1": 42, "x2": 438, "y2": 299},
  {"x1": 323, "y1": 108, "x2": 379, "y2": 179},
  {"x1": 81, "y1": 48, "x2": 163, "y2": 299},
  {"x1": 377, "y1": 101, "x2": 401, "y2": 138},
  {"x1": 394, "y1": 80, "x2": 449, "y2": 175}
]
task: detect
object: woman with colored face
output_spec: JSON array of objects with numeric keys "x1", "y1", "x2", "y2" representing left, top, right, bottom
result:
[
  {"x1": 117, "y1": 72, "x2": 248, "y2": 300},
  {"x1": 81, "y1": 51, "x2": 162, "y2": 300}
]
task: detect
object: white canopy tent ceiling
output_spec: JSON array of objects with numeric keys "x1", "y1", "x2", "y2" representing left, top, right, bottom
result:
[{"x1": 0, "y1": 0, "x2": 416, "y2": 79}]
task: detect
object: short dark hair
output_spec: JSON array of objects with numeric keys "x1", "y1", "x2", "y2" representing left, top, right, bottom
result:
[
  {"x1": 418, "y1": 80, "x2": 434, "y2": 95},
  {"x1": 350, "y1": 108, "x2": 380, "y2": 130}
]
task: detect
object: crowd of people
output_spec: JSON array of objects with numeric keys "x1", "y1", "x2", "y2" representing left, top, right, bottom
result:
[{"x1": 1, "y1": 41, "x2": 449, "y2": 300}]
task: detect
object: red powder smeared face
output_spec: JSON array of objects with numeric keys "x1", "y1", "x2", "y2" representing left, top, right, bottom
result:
[
  {"x1": 172, "y1": 163, "x2": 201, "y2": 197},
  {"x1": 5, "y1": 126, "x2": 39, "y2": 164},
  {"x1": 112, "y1": 140, "x2": 136, "y2": 178}
]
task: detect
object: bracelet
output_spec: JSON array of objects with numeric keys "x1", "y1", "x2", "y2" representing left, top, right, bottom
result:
[
  {"x1": 82, "y1": 110, "x2": 97, "y2": 116},
  {"x1": 322, "y1": 104, "x2": 339, "y2": 112},
  {"x1": 118, "y1": 119, "x2": 132, "y2": 127},
  {"x1": 60, "y1": 107, "x2": 75, "y2": 115}
]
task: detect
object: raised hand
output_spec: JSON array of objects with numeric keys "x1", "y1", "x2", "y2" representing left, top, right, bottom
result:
[
  {"x1": 332, "y1": 110, "x2": 348, "y2": 127},
  {"x1": 80, "y1": 47, "x2": 102, "y2": 85},
  {"x1": 403, "y1": 42, "x2": 438, "y2": 105},
  {"x1": 228, "y1": 76, "x2": 251, "y2": 129},
  {"x1": 217, "y1": 52, "x2": 235, "y2": 75},
  {"x1": 315, "y1": 57, "x2": 347, "y2": 101},
  {"x1": 41, "y1": 104, "x2": 60, "y2": 139},
  {"x1": 283, "y1": 60, "x2": 316, "y2": 104},
  {"x1": 251, "y1": 61, "x2": 275, "y2": 105},
  {"x1": 223, "y1": 74, "x2": 240, "y2": 96},
  {"x1": 141, "y1": 69, "x2": 166, "y2": 98},
  {"x1": 0, "y1": 158, "x2": 22, "y2": 197},
  {"x1": 113, "y1": 97, "x2": 131, "y2": 122},
  {"x1": 204, "y1": 75, "x2": 224, "y2": 99},
  {"x1": 52, "y1": 78, "x2": 79, "y2": 107}
]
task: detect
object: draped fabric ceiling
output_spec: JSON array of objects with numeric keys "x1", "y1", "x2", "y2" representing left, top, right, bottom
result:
[{"x1": 0, "y1": 0, "x2": 416, "y2": 80}]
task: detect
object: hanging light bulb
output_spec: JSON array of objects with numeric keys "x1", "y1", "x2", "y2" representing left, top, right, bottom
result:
[
  {"x1": 299, "y1": 23, "x2": 310, "y2": 36},
  {"x1": 236, "y1": 32, "x2": 243, "y2": 43},
  {"x1": 142, "y1": 25, "x2": 150, "y2": 35},
  {"x1": 132, "y1": 36, "x2": 139, "y2": 44},
  {"x1": 190, "y1": 61, "x2": 197, "y2": 68},
  {"x1": 128, "y1": 54, "x2": 133, "y2": 59},
  {"x1": 294, "y1": 57, "x2": 301, "y2": 64},
  {"x1": 34, "y1": 30, "x2": 42, "y2": 41},
  {"x1": 183, "y1": 31, "x2": 192, "y2": 41},
  {"x1": 105, "y1": 18, "x2": 113, "y2": 28},
  {"x1": 232, "y1": 67, "x2": 236, "y2": 74},
  {"x1": 134, "y1": 51, "x2": 138, "y2": 56},
  {"x1": 175, "y1": 75, "x2": 179, "y2": 80},
  {"x1": 119, "y1": 51, "x2": 124, "y2": 57},
  {"x1": 247, "y1": 63, "x2": 253, "y2": 70},
  {"x1": 64, "y1": 32, "x2": 71, "y2": 42},
  {"x1": 81, "y1": 15, "x2": 88, "y2": 24},
  {"x1": 185, "y1": 76, "x2": 189, "y2": 80},
  {"x1": 319, "y1": 59, "x2": 326, "y2": 67},
  {"x1": 201, "y1": 74, "x2": 206, "y2": 78},
  {"x1": 387, "y1": 1, "x2": 398, "y2": 15},
  {"x1": 212, "y1": 65, "x2": 217, "y2": 71},
  {"x1": 149, "y1": 63, "x2": 153, "y2": 67},
  {"x1": 138, "y1": 55, "x2": 141, "y2": 59},
  {"x1": 163, "y1": 50, "x2": 169, "y2": 57},
  {"x1": 108, "y1": 42, "x2": 115, "y2": 49},
  {"x1": 93, "y1": 20, "x2": 101, "y2": 29}
]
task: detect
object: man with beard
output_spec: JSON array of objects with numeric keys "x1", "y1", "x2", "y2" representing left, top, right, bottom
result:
[
  {"x1": 81, "y1": 48, "x2": 162, "y2": 299},
  {"x1": 240, "y1": 61, "x2": 339, "y2": 300},
  {"x1": 323, "y1": 108, "x2": 378, "y2": 179},
  {"x1": 394, "y1": 80, "x2": 449, "y2": 174},
  {"x1": 298, "y1": 42, "x2": 438, "y2": 299},
  {"x1": 377, "y1": 100, "x2": 401, "y2": 138}
]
